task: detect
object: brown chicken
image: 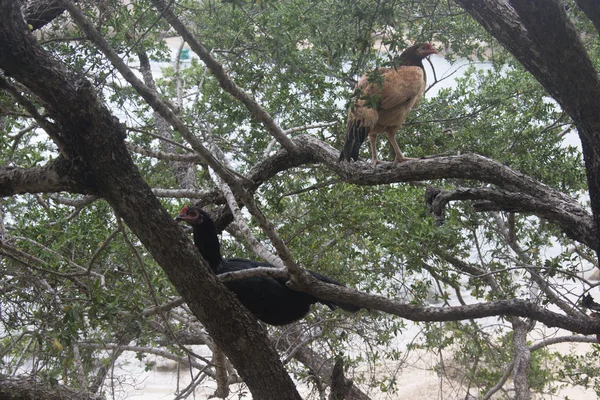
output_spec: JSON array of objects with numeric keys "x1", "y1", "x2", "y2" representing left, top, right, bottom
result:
[{"x1": 339, "y1": 43, "x2": 438, "y2": 165}]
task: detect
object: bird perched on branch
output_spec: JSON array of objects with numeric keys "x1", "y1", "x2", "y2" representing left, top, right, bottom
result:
[
  {"x1": 176, "y1": 205, "x2": 360, "y2": 325},
  {"x1": 339, "y1": 42, "x2": 438, "y2": 165}
]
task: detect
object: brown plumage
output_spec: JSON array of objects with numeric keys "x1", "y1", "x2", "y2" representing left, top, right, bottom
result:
[{"x1": 339, "y1": 43, "x2": 438, "y2": 165}]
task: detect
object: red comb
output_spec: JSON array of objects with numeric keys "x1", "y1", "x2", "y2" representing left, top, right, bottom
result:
[{"x1": 180, "y1": 205, "x2": 189, "y2": 213}]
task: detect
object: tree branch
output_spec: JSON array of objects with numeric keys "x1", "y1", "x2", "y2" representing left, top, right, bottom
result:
[
  {"x1": 137, "y1": 50, "x2": 199, "y2": 190},
  {"x1": 76, "y1": 342, "x2": 213, "y2": 378},
  {"x1": 575, "y1": 0, "x2": 600, "y2": 37},
  {"x1": 288, "y1": 277, "x2": 600, "y2": 335},
  {"x1": 426, "y1": 185, "x2": 595, "y2": 256},
  {"x1": 0, "y1": 374, "x2": 101, "y2": 400},
  {"x1": 126, "y1": 142, "x2": 202, "y2": 162},
  {"x1": 0, "y1": 159, "x2": 89, "y2": 197},
  {"x1": 512, "y1": 319, "x2": 532, "y2": 400},
  {"x1": 0, "y1": 75, "x2": 68, "y2": 157},
  {"x1": 22, "y1": 0, "x2": 71, "y2": 31},
  {"x1": 274, "y1": 327, "x2": 372, "y2": 400}
]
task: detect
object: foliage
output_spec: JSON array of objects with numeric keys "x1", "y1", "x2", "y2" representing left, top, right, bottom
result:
[{"x1": 1, "y1": 0, "x2": 599, "y2": 399}]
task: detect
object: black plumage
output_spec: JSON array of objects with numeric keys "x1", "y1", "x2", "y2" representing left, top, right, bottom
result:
[{"x1": 176, "y1": 206, "x2": 359, "y2": 326}]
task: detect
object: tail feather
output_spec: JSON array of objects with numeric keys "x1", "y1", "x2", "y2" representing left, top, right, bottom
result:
[
  {"x1": 339, "y1": 119, "x2": 368, "y2": 162},
  {"x1": 309, "y1": 270, "x2": 361, "y2": 313}
]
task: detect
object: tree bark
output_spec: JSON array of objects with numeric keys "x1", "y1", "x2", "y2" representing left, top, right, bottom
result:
[
  {"x1": 426, "y1": 186, "x2": 595, "y2": 249},
  {"x1": 574, "y1": 0, "x2": 600, "y2": 36},
  {"x1": 329, "y1": 358, "x2": 353, "y2": 400},
  {"x1": 22, "y1": 0, "x2": 70, "y2": 30},
  {"x1": 512, "y1": 319, "x2": 532, "y2": 400},
  {"x1": 276, "y1": 326, "x2": 372, "y2": 400},
  {"x1": 0, "y1": 159, "x2": 89, "y2": 197},
  {"x1": 0, "y1": 1, "x2": 302, "y2": 399},
  {"x1": 0, "y1": 374, "x2": 101, "y2": 400}
]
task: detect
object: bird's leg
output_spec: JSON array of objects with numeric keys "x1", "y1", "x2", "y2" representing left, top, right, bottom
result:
[
  {"x1": 368, "y1": 132, "x2": 379, "y2": 166},
  {"x1": 386, "y1": 130, "x2": 415, "y2": 164}
]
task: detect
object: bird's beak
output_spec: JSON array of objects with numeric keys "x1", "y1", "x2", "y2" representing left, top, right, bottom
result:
[
  {"x1": 175, "y1": 213, "x2": 186, "y2": 222},
  {"x1": 425, "y1": 48, "x2": 438, "y2": 57}
]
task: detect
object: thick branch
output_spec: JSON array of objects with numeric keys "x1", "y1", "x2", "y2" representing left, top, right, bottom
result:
[
  {"x1": 162, "y1": 264, "x2": 590, "y2": 333},
  {"x1": 575, "y1": 0, "x2": 600, "y2": 37},
  {"x1": 276, "y1": 331, "x2": 372, "y2": 400},
  {"x1": 217, "y1": 266, "x2": 289, "y2": 282},
  {"x1": 329, "y1": 358, "x2": 353, "y2": 400},
  {"x1": 426, "y1": 186, "x2": 595, "y2": 250},
  {"x1": 22, "y1": 0, "x2": 70, "y2": 31},
  {"x1": 299, "y1": 135, "x2": 570, "y2": 196},
  {"x1": 0, "y1": 159, "x2": 89, "y2": 197},
  {"x1": 151, "y1": 188, "x2": 209, "y2": 198},
  {"x1": 512, "y1": 319, "x2": 532, "y2": 400},
  {"x1": 298, "y1": 135, "x2": 595, "y2": 246},
  {"x1": 288, "y1": 277, "x2": 600, "y2": 335},
  {"x1": 0, "y1": 374, "x2": 101, "y2": 400},
  {"x1": 197, "y1": 134, "x2": 597, "y2": 252}
]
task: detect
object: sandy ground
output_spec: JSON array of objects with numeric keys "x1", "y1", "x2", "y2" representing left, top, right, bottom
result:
[{"x1": 106, "y1": 336, "x2": 598, "y2": 400}]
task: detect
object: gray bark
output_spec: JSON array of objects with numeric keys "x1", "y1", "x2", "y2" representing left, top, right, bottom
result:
[
  {"x1": 426, "y1": 186, "x2": 595, "y2": 249},
  {"x1": 329, "y1": 358, "x2": 353, "y2": 400},
  {"x1": 22, "y1": 0, "x2": 69, "y2": 30},
  {"x1": 575, "y1": 0, "x2": 600, "y2": 37},
  {"x1": 512, "y1": 319, "x2": 533, "y2": 400},
  {"x1": 0, "y1": 374, "x2": 102, "y2": 400},
  {"x1": 0, "y1": 159, "x2": 89, "y2": 197}
]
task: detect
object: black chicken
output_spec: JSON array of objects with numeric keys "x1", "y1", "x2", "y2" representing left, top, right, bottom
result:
[{"x1": 176, "y1": 205, "x2": 359, "y2": 325}]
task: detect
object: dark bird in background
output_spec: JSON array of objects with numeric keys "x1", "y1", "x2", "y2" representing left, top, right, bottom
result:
[
  {"x1": 582, "y1": 294, "x2": 600, "y2": 343},
  {"x1": 339, "y1": 42, "x2": 438, "y2": 165},
  {"x1": 176, "y1": 206, "x2": 360, "y2": 326}
]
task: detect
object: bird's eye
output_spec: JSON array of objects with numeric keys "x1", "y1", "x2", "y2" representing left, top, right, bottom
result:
[{"x1": 189, "y1": 211, "x2": 197, "y2": 217}]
